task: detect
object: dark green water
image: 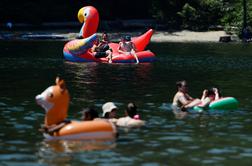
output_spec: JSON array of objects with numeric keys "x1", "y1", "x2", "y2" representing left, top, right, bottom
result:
[{"x1": 1, "y1": 40, "x2": 252, "y2": 165}]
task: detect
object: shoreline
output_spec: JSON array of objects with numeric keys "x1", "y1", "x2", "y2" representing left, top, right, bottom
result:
[
  {"x1": 151, "y1": 30, "x2": 239, "y2": 43},
  {"x1": 0, "y1": 30, "x2": 240, "y2": 43}
]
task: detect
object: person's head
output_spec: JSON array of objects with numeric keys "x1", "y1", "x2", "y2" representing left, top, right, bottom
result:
[
  {"x1": 208, "y1": 87, "x2": 221, "y2": 97},
  {"x1": 125, "y1": 35, "x2": 131, "y2": 42},
  {"x1": 125, "y1": 102, "x2": 137, "y2": 118},
  {"x1": 205, "y1": 88, "x2": 215, "y2": 97},
  {"x1": 81, "y1": 107, "x2": 99, "y2": 121},
  {"x1": 102, "y1": 102, "x2": 118, "y2": 119},
  {"x1": 102, "y1": 32, "x2": 108, "y2": 41},
  {"x1": 176, "y1": 80, "x2": 188, "y2": 93},
  {"x1": 121, "y1": 35, "x2": 131, "y2": 42}
]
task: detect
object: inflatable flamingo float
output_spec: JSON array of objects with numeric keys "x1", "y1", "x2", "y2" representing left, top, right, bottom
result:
[{"x1": 63, "y1": 6, "x2": 156, "y2": 63}]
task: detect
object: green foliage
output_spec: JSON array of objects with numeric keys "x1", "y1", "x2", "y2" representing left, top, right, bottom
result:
[
  {"x1": 151, "y1": 0, "x2": 252, "y2": 32},
  {"x1": 151, "y1": 0, "x2": 185, "y2": 28},
  {"x1": 1, "y1": 0, "x2": 252, "y2": 33},
  {"x1": 177, "y1": 0, "x2": 224, "y2": 30},
  {"x1": 221, "y1": 1, "x2": 242, "y2": 28},
  {"x1": 220, "y1": 0, "x2": 252, "y2": 35},
  {"x1": 177, "y1": 3, "x2": 198, "y2": 30}
]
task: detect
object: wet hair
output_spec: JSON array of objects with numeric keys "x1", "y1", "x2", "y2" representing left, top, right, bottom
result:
[
  {"x1": 81, "y1": 107, "x2": 99, "y2": 120},
  {"x1": 176, "y1": 80, "x2": 187, "y2": 89},
  {"x1": 206, "y1": 87, "x2": 222, "y2": 97},
  {"x1": 125, "y1": 35, "x2": 131, "y2": 41},
  {"x1": 121, "y1": 35, "x2": 131, "y2": 41},
  {"x1": 126, "y1": 102, "x2": 137, "y2": 118},
  {"x1": 206, "y1": 88, "x2": 215, "y2": 96}
]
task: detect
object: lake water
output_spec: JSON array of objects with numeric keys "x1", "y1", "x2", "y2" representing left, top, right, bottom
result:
[{"x1": 1, "y1": 40, "x2": 252, "y2": 165}]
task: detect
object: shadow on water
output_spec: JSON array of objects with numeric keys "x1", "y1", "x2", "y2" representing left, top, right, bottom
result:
[{"x1": 1, "y1": 40, "x2": 252, "y2": 165}]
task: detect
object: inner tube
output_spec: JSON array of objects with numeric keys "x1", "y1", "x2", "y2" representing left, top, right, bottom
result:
[
  {"x1": 193, "y1": 97, "x2": 239, "y2": 112},
  {"x1": 43, "y1": 120, "x2": 117, "y2": 141}
]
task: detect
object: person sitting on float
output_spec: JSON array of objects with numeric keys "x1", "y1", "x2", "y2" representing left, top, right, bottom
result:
[
  {"x1": 118, "y1": 35, "x2": 139, "y2": 64},
  {"x1": 91, "y1": 32, "x2": 113, "y2": 63},
  {"x1": 199, "y1": 87, "x2": 220, "y2": 108},
  {"x1": 102, "y1": 102, "x2": 118, "y2": 124},
  {"x1": 172, "y1": 80, "x2": 201, "y2": 112},
  {"x1": 116, "y1": 102, "x2": 145, "y2": 128}
]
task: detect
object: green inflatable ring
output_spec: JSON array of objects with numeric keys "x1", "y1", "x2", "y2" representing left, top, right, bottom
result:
[{"x1": 193, "y1": 97, "x2": 239, "y2": 112}]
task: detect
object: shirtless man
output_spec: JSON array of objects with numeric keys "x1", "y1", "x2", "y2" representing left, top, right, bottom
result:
[
  {"x1": 172, "y1": 80, "x2": 201, "y2": 112},
  {"x1": 118, "y1": 36, "x2": 139, "y2": 64}
]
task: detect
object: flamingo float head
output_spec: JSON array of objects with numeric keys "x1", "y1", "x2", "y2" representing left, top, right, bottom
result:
[{"x1": 78, "y1": 6, "x2": 99, "y2": 38}]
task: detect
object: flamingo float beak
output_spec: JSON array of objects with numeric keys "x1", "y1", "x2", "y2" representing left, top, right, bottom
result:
[{"x1": 78, "y1": 7, "x2": 86, "y2": 23}]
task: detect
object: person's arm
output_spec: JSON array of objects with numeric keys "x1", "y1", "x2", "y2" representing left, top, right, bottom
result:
[
  {"x1": 132, "y1": 42, "x2": 137, "y2": 52},
  {"x1": 201, "y1": 89, "x2": 208, "y2": 101},
  {"x1": 179, "y1": 94, "x2": 201, "y2": 110},
  {"x1": 213, "y1": 88, "x2": 220, "y2": 100},
  {"x1": 185, "y1": 93, "x2": 194, "y2": 101},
  {"x1": 179, "y1": 95, "x2": 191, "y2": 111},
  {"x1": 91, "y1": 44, "x2": 97, "y2": 52},
  {"x1": 118, "y1": 42, "x2": 124, "y2": 54},
  {"x1": 200, "y1": 97, "x2": 211, "y2": 108},
  {"x1": 178, "y1": 95, "x2": 190, "y2": 106},
  {"x1": 118, "y1": 50, "x2": 124, "y2": 54},
  {"x1": 183, "y1": 98, "x2": 201, "y2": 110}
]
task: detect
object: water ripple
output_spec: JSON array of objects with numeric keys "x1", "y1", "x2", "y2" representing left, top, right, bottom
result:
[{"x1": 208, "y1": 148, "x2": 237, "y2": 154}]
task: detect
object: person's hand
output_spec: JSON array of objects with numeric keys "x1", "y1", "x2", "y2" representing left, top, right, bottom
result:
[
  {"x1": 213, "y1": 88, "x2": 218, "y2": 94},
  {"x1": 203, "y1": 89, "x2": 208, "y2": 96}
]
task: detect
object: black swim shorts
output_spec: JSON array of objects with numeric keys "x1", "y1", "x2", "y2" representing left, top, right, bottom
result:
[{"x1": 94, "y1": 52, "x2": 107, "y2": 58}]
